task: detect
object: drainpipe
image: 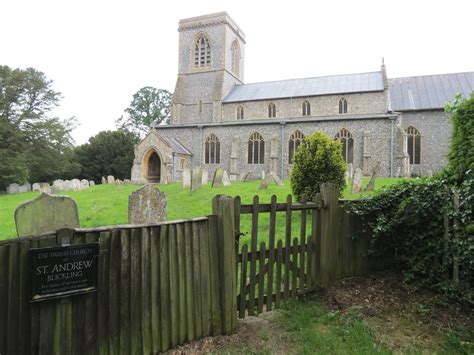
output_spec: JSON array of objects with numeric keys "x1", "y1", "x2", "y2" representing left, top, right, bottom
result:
[
  {"x1": 280, "y1": 122, "x2": 285, "y2": 179},
  {"x1": 172, "y1": 152, "x2": 176, "y2": 182},
  {"x1": 389, "y1": 116, "x2": 396, "y2": 178},
  {"x1": 198, "y1": 125, "x2": 203, "y2": 167}
]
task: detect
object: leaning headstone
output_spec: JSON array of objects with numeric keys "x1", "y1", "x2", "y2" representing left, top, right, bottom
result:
[
  {"x1": 365, "y1": 161, "x2": 381, "y2": 192},
  {"x1": 19, "y1": 183, "x2": 31, "y2": 193},
  {"x1": 212, "y1": 168, "x2": 224, "y2": 187},
  {"x1": 270, "y1": 172, "x2": 283, "y2": 186},
  {"x1": 14, "y1": 193, "x2": 80, "y2": 237},
  {"x1": 63, "y1": 180, "x2": 73, "y2": 191},
  {"x1": 202, "y1": 169, "x2": 208, "y2": 185},
  {"x1": 39, "y1": 183, "x2": 51, "y2": 194},
  {"x1": 191, "y1": 167, "x2": 203, "y2": 191},
  {"x1": 7, "y1": 183, "x2": 20, "y2": 194},
  {"x1": 182, "y1": 168, "x2": 191, "y2": 188},
  {"x1": 72, "y1": 179, "x2": 81, "y2": 191},
  {"x1": 101, "y1": 176, "x2": 107, "y2": 184},
  {"x1": 81, "y1": 179, "x2": 89, "y2": 189},
  {"x1": 32, "y1": 183, "x2": 41, "y2": 192},
  {"x1": 259, "y1": 174, "x2": 273, "y2": 190},
  {"x1": 351, "y1": 168, "x2": 363, "y2": 194},
  {"x1": 115, "y1": 179, "x2": 123, "y2": 185},
  {"x1": 89, "y1": 180, "x2": 95, "y2": 186},
  {"x1": 107, "y1": 175, "x2": 115, "y2": 184},
  {"x1": 242, "y1": 172, "x2": 251, "y2": 182},
  {"x1": 222, "y1": 170, "x2": 231, "y2": 186},
  {"x1": 128, "y1": 184, "x2": 167, "y2": 224}
]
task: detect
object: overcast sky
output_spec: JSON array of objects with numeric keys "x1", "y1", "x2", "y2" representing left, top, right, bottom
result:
[{"x1": 2, "y1": 0, "x2": 473, "y2": 144}]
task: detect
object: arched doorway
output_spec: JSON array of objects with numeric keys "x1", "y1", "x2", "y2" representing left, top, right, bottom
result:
[{"x1": 146, "y1": 151, "x2": 161, "y2": 183}]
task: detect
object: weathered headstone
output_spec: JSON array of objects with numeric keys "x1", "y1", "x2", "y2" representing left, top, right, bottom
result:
[
  {"x1": 211, "y1": 168, "x2": 224, "y2": 187},
  {"x1": 270, "y1": 172, "x2": 283, "y2": 186},
  {"x1": 259, "y1": 174, "x2": 273, "y2": 189},
  {"x1": 123, "y1": 179, "x2": 130, "y2": 184},
  {"x1": 182, "y1": 168, "x2": 191, "y2": 188},
  {"x1": 81, "y1": 179, "x2": 89, "y2": 189},
  {"x1": 128, "y1": 184, "x2": 167, "y2": 224},
  {"x1": 53, "y1": 180, "x2": 64, "y2": 191},
  {"x1": 115, "y1": 179, "x2": 123, "y2": 185},
  {"x1": 222, "y1": 170, "x2": 231, "y2": 186},
  {"x1": 72, "y1": 179, "x2": 81, "y2": 191},
  {"x1": 14, "y1": 193, "x2": 80, "y2": 237},
  {"x1": 365, "y1": 161, "x2": 381, "y2": 192},
  {"x1": 202, "y1": 169, "x2": 208, "y2": 185},
  {"x1": 107, "y1": 175, "x2": 115, "y2": 184},
  {"x1": 351, "y1": 168, "x2": 363, "y2": 194},
  {"x1": 395, "y1": 167, "x2": 401, "y2": 178},
  {"x1": 89, "y1": 180, "x2": 95, "y2": 186},
  {"x1": 242, "y1": 172, "x2": 251, "y2": 182},
  {"x1": 50, "y1": 185, "x2": 61, "y2": 194},
  {"x1": 7, "y1": 183, "x2": 20, "y2": 194},
  {"x1": 18, "y1": 183, "x2": 31, "y2": 193},
  {"x1": 63, "y1": 180, "x2": 73, "y2": 191},
  {"x1": 32, "y1": 183, "x2": 41, "y2": 192},
  {"x1": 261, "y1": 171, "x2": 266, "y2": 180},
  {"x1": 101, "y1": 176, "x2": 107, "y2": 184},
  {"x1": 39, "y1": 183, "x2": 51, "y2": 194},
  {"x1": 191, "y1": 167, "x2": 202, "y2": 191}
]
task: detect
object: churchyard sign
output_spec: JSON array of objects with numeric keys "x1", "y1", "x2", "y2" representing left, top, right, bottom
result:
[{"x1": 30, "y1": 243, "x2": 99, "y2": 301}]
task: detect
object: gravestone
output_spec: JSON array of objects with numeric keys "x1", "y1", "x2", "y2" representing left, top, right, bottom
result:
[
  {"x1": 81, "y1": 179, "x2": 89, "y2": 189},
  {"x1": 107, "y1": 175, "x2": 115, "y2": 184},
  {"x1": 19, "y1": 183, "x2": 31, "y2": 193},
  {"x1": 50, "y1": 185, "x2": 61, "y2": 194},
  {"x1": 365, "y1": 161, "x2": 381, "y2": 191},
  {"x1": 222, "y1": 170, "x2": 231, "y2": 186},
  {"x1": 202, "y1": 169, "x2": 208, "y2": 185},
  {"x1": 427, "y1": 170, "x2": 433, "y2": 177},
  {"x1": 212, "y1": 168, "x2": 224, "y2": 187},
  {"x1": 14, "y1": 193, "x2": 80, "y2": 237},
  {"x1": 182, "y1": 168, "x2": 191, "y2": 188},
  {"x1": 7, "y1": 183, "x2": 19, "y2": 194},
  {"x1": 242, "y1": 172, "x2": 251, "y2": 182},
  {"x1": 128, "y1": 184, "x2": 167, "y2": 224},
  {"x1": 32, "y1": 183, "x2": 41, "y2": 192},
  {"x1": 89, "y1": 180, "x2": 95, "y2": 186},
  {"x1": 259, "y1": 174, "x2": 273, "y2": 189},
  {"x1": 395, "y1": 167, "x2": 401, "y2": 178},
  {"x1": 101, "y1": 176, "x2": 107, "y2": 184},
  {"x1": 115, "y1": 179, "x2": 123, "y2": 185},
  {"x1": 261, "y1": 171, "x2": 266, "y2": 180},
  {"x1": 351, "y1": 168, "x2": 363, "y2": 193},
  {"x1": 72, "y1": 179, "x2": 81, "y2": 191},
  {"x1": 270, "y1": 172, "x2": 283, "y2": 186},
  {"x1": 190, "y1": 167, "x2": 202, "y2": 191},
  {"x1": 63, "y1": 180, "x2": 73, "y2": 191},
  {"x1": 39, "y1": 183, "x2": 51, "y2": 194},
  {"x1": 123, "y1": 179, "x2": 130, "y2": 184},
  {"x1": 53, "y1": 180, "x2": 64, "y2": 191}
]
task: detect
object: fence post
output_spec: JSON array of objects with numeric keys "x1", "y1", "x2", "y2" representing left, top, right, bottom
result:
[
  {"x1": 212, "y1": 195, "x2": 237, "y2": 334},
  {"x1": 318, "y1": 183, "x2": 341, "y2": 286}
]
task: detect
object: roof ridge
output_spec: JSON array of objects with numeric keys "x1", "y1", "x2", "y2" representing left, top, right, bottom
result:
[{"x1": 389, "y1": 71, "x2": 474, "y2": 81}]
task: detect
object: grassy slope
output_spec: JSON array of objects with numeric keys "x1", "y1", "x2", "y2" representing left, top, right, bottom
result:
[{"x1": 0, "y1": 178, "x2": 406, "y2": 240}]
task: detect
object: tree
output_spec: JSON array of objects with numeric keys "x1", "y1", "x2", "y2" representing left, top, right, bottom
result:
[
  {"x1": 74, "y1": 130, "x2": 139, "y2": 182},
  {"x1": 0, "y1": 65, "x2": 77, "y2": 187},
  {"x1": 290, "y1": 132, "x2": 346, "y2": 200},
  {"x1": 116, "y1": 86, "x2": 172, "y2": 137}
]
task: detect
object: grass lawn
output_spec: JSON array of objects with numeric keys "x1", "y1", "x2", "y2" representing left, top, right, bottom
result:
[{"x1": 0, "y1": 177, "x2": 407, "y2": 241}]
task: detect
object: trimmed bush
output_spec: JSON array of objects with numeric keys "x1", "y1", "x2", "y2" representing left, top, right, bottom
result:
[{"x1": 290, "y1": 131, "x2": 346, "y2": 200}]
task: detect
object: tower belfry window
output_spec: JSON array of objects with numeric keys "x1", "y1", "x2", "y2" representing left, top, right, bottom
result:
[
  {"x1": 194, "y1": 35, "x2": 211, "y2": 68},
  {"x1": 231, "y1": 40, "x2": 240, "y2": 76}
]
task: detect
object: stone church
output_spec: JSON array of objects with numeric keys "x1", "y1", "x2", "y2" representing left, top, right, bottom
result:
[{"x1": 131, "y1": 12, "x2": 474, "y2": 184}]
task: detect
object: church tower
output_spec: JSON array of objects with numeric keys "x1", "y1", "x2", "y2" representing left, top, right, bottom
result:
[{"x1": 171, "y1": 12, "x2": 245, "y2": 124}]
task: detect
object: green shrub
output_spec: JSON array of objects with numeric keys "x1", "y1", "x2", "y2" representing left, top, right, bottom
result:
[{"x1": 290, "y1": 131, "x2": 346, "y2": 200}]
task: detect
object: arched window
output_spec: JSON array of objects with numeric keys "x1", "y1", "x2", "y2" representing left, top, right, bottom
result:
[
  {"x1": 288, "y1": 130, "x2": 305, "y2": 164},
  {"x1": 231, "y1": 40, "x2": 240, "y2": 76},
  {"x1": 338, "y1": 98, "x2": 348, "y2": 114},
  {"x1": 205, "y1": 134, "x2": 220, "y2": 164},
  {"x1": 248, "y1": 132, "x2": 265, "y2": 164},
  {"x1": 236, "y1": 105, "x2": 244, "y2": 120},
  {"x1": 194, "y1": 34, "x2": 211, "y2": 68},
  {"x1": 268, "y1": 103, "x2": 276, "y2": 118},
  {"x1": 406, "y1": 126, "x2": 421, "y2": 165},
  {"x1": 335, "y1": 128, "x2": 354, "y2": 164},
  {"x1": 302, "y1": 100, "x2": 311, "y2": 116}
]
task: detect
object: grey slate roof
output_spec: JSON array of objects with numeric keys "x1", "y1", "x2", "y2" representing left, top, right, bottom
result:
[
  {"x1": 388, "y1": 72, "x2": 474, "y2": 111},
  {"x1": 162, "y1": 137, "x2": 192, "y2": 155},
  {"x1": 223, "y1": 71, "x2": 384, "y2": 103}
]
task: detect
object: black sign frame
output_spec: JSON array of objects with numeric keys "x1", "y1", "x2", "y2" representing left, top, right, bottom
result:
[{"x1": 29, "y1": 243, "x2": 99, "y2": 302}]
